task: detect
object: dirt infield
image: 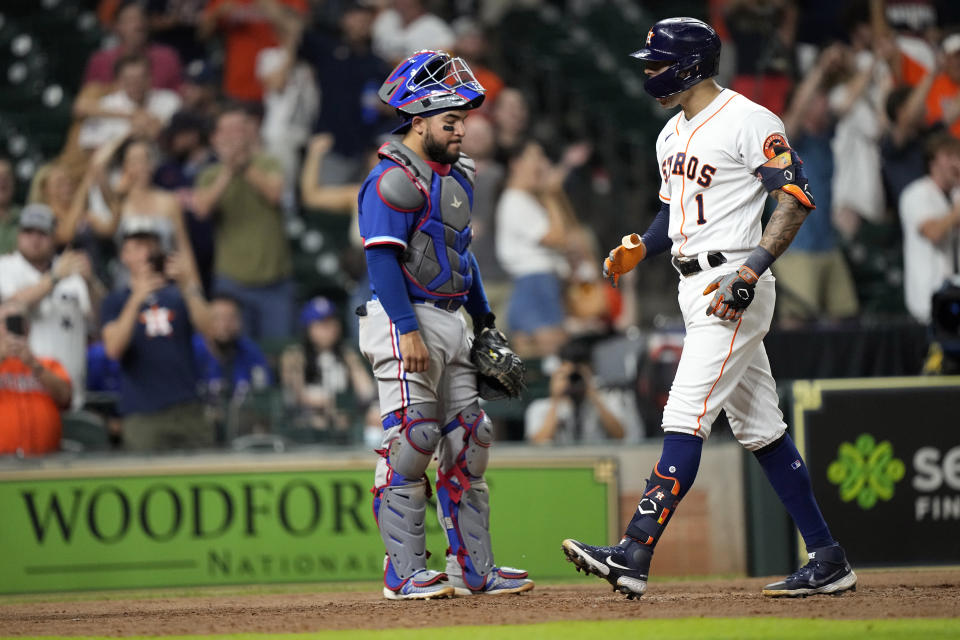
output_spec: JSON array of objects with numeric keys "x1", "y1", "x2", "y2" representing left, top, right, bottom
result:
[{"x1": 2, "y1": 569, "x2": 958, "y2": 637}]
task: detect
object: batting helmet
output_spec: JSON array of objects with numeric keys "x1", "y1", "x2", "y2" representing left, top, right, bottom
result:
[
  {"x1": 379, "y1": 50, "x2": 486, "y2": 133},
  {"x1": 630, "y1": 17, "x2": 721, "y2": 99}
]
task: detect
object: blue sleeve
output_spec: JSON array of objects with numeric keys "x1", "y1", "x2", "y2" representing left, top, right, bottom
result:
[
  {"x1": 192, "y1": 334, "x2": 215, "y2": 382},
  {"x1": 241, "y1": 339, "x2": 273, "y2": 385},
  {"x1": 641, "y1": 202, "x2": 671, "y2": 257},
  {"x1": 366, "y1": 245, "x2": 419, "y2": 334},
  {"x1": 463, "y1": 252, "x2": 491, "y2": 321},
  {"x1": 100, "y1": 290, "x2": 126, "y2": 328},
  {"x1": 358, "y1": 169, "x2": 418, "y2": 250}
]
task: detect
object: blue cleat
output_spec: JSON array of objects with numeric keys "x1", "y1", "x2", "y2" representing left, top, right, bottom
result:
[
  {"x1": 447, "y1": 565, "x2": 534, "y2": 596},
  {"x1": 762, "y1": 544, "x2": 857, "y2": 597}
]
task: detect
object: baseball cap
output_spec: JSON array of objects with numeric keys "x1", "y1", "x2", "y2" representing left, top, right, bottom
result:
[
  {"x1": 299, "y1": 297, "x2": 337, "y2": 326},
  {"x1": 184, "y1": 59, "x2": 216, "y2": 85},
  {"x1": 19, "y1": 203, "x2": 56, "y2": 234},
  {"x1": 944, "y1": 34, "x2": 960, "y2": 56},
  {"x1": 120, "y1": 215, "x2": 165, "y2": 240}
]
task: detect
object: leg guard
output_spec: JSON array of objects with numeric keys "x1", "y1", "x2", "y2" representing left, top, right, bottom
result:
[
  {"x1": 372, "y1": 403, "x2": 441, "y2": 587},
  {"x1": 624, "y1": 462, "x2": 684, "y2": 549},
  {"x1": 435, "y1": 403, "x2": 495, "y2": 590}
]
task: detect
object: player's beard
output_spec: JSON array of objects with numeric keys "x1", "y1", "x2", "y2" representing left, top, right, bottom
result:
[{"x1": 423, "y1": 128, "x2": 460, "y2": 164}]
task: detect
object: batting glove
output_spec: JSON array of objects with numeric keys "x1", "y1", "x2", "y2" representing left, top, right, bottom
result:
[
  {"x1": 702, "y1": 266, "x2": 759, "y2": 322},
  {"x1": 603, "y1": 233, "x2": 646, "y2": 287}
]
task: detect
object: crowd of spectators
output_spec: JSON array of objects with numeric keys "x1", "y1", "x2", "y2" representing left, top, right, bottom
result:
[{"x1": 1, "y1": 0, "x2": 960, "y2": 457}]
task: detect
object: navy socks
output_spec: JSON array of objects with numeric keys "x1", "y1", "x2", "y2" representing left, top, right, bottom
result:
[
  {"x1": 754, "y1": 433, "x2": 834, "y2": 550},
  {"x1": 624, "y1": 433, "x2": 703, "y2": 545}
]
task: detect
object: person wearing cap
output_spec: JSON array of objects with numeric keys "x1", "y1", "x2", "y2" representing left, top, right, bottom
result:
[
  {"x1": 100, "y1": 217, "x2": 215, "y2": 451},
  {"x1": 0, "y1": 204, "x2": 103, "y2": 410},
  {"x1": 279, "y1": 297, "x2": 374, "y2": 435}
]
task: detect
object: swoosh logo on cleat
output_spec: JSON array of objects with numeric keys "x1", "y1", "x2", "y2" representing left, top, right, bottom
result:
[{"x1": 605, "y1": 556, "x2": 632, "y2": 571}]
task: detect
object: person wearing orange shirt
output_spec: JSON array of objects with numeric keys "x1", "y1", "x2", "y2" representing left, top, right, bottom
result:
[
  {"x1": 925, "y1": 35, "x2": 960, "y2": 139},
  {"x1": 199, "y1": 0, "x2": 308, "y2": 103},
  {"x1": 0, "y1": 304, "x2": 72, "y2": 456}
]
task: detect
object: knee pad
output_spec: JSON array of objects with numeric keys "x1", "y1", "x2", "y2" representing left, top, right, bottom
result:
[
  {"x1": 435, "y1": 403, "x2": 495, "y2": 588},
  {"x1": 624, "y1": 462, "x2": 683, "y2": 548},
  {"x1": 381, "y1": 403, "x2": 440, "y2": 480}
]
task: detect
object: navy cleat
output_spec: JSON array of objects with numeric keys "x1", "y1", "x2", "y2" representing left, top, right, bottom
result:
[
  {"x1": 562, "y1": 538, "x2": 651, "y2": 599},
  {"x1": 762, "y1": 543, "x2": 857, "y2": 598}
]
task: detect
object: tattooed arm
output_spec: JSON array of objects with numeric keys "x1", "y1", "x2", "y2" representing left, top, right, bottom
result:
[{"x1": 759, "y1": 189, "x2": 811, "y2": 259}]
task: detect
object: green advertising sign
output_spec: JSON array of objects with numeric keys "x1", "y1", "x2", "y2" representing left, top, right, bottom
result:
[{"x1": 0, "y1": 461, "x2": 615, "y2": 594}]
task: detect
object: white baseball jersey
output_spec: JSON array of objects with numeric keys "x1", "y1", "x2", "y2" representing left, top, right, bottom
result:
[
  {"x1": 656, "y1": 88, "x2": 787, "y2": 259},
  {"x1": 0, "y1": 252, "x2": 91, "y2": 409},
  {"x1": 653, "y1": 89, "x2": 791, "y2": 450}
]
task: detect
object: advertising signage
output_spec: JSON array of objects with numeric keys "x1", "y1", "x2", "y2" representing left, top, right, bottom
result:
[
  {"x1": 793, "y1": 377, "x2": 960, "y2": 566},
  {"x1": 0, "y1": 461, "x2": 616, "y2": 594}
]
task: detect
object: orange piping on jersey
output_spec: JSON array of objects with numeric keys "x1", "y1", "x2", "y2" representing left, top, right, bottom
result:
[
  {"x1": 676, "y1": 92, "x2": 739, "y2": 257},
  {"x1": 694, "y1": 315, "x2": 743, "y2": 436},
  {"x1": 659, "y1": 194, "x2": 671, "y2": 201}
]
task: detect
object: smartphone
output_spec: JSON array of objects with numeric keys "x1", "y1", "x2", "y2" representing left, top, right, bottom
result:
[
  {"x1": 5, "y1": 314, "x2": 25, "y2": 336},
  {"x1": 149, "y1": 251, "x2": 167, "y2": 275}
]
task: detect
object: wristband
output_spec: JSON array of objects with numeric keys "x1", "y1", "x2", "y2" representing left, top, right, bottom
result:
[{"x1": 743, "y1": 247, "x2": 775, "y2": 277}]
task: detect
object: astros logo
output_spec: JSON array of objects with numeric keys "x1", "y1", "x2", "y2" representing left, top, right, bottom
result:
[
  {"x1": 646, "y1": 29, "x2": 654, "y2": 46},
  {"x1": 763, "y1": 133, "x2": 789, "y2": 159}
]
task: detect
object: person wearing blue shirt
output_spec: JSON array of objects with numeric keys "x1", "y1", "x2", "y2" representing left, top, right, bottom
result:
[
  {"x1": 358, "y1": 51, "x2": 533, "y2": 600},
  {"x1": 101, "y1": 217, "x2": 215, "y2": 450}
]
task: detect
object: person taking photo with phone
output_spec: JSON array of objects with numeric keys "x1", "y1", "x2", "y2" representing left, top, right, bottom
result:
[
  {"x1": 100, "y1": 216, "x2": 215, "y2": 451},
  {"x1": 0, "y1": 302, "x2": 72, "y2": 456}
]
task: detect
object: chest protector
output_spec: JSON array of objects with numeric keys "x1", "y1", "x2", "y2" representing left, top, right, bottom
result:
[{"x1": 378, "y1": 141, "x2": 476, "y2": 299}]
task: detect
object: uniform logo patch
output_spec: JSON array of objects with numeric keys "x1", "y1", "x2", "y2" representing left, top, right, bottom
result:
[{"x1": 763, "y1": 133, "x2": 789, "y2": 159}]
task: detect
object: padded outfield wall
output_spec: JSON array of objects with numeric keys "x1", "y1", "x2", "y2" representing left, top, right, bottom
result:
[{"x1": 0, "y1": 443, "x2": 747, "y2": 594}]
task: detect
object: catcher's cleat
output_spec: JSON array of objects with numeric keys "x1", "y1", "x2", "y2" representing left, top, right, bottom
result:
[
  {"x1": 447, "y1": 566, "x2": 534, "y2": 596},
  {"x1": 762, "y1": 544, "x2": 857, "y2": 598},
  {"x1": 382, "y1": 569, "x2": 456, "y2": 600},
  {"x1": 562, "y1": 538, "x2": 651, "y2": 599}
]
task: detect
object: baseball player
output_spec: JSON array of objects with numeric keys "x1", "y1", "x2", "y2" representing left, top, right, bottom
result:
[
  {"x1": 358, "y1": 50, "x2": 533, "y2": 600},
  {"x1": 562, "y1": 18, "x2": 857, "y2": 599}
]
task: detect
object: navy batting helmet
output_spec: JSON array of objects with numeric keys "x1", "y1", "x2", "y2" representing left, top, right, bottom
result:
[
  {"x1": 630, "y1": 17, "x2": 721, "y2": 99},
  {"x1": 379, "y1": 50, "x2": 485, "y2": 133}
]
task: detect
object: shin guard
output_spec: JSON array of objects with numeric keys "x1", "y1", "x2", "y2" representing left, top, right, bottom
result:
[
  {"x1": 624, "y1": 462, "x2": 684, "y2": 550},
  {"x1": 435, "y1": 403, "x2": 495, "y2": 590},
  {"x1": 372, "y1": 404, "x2": 440, "y2": 586}
]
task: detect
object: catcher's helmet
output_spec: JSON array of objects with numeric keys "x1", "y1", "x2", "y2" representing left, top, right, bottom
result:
[
  {"x1": 379, "y1": 50, "x2": 485, "y2": 133},
  {"x1": 630, "y1": 17, "x2": 721, "y2": 99}
]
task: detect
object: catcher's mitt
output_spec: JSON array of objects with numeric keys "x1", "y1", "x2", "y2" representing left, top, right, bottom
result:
[{"x1": 470, "y1": 316, "x2": 526, "y2": 400}]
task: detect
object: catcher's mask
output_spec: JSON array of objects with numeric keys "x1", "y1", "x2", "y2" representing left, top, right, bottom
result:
[
  {"x1": 630, "y1": 17, "x2": 721, "y2": 99},
  {"x1": 378, "y1": 50, "x2": 486, "y2": 134}
]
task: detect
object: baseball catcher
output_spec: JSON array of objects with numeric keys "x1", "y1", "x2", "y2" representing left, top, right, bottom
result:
[{"x1": 357, "y1": 50, "x2": 533, "y2": 600}]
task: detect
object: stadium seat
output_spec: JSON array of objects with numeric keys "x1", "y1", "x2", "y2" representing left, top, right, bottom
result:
[{"x1": 61, "y1": 410, "x2": 110, "y2": 451}]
